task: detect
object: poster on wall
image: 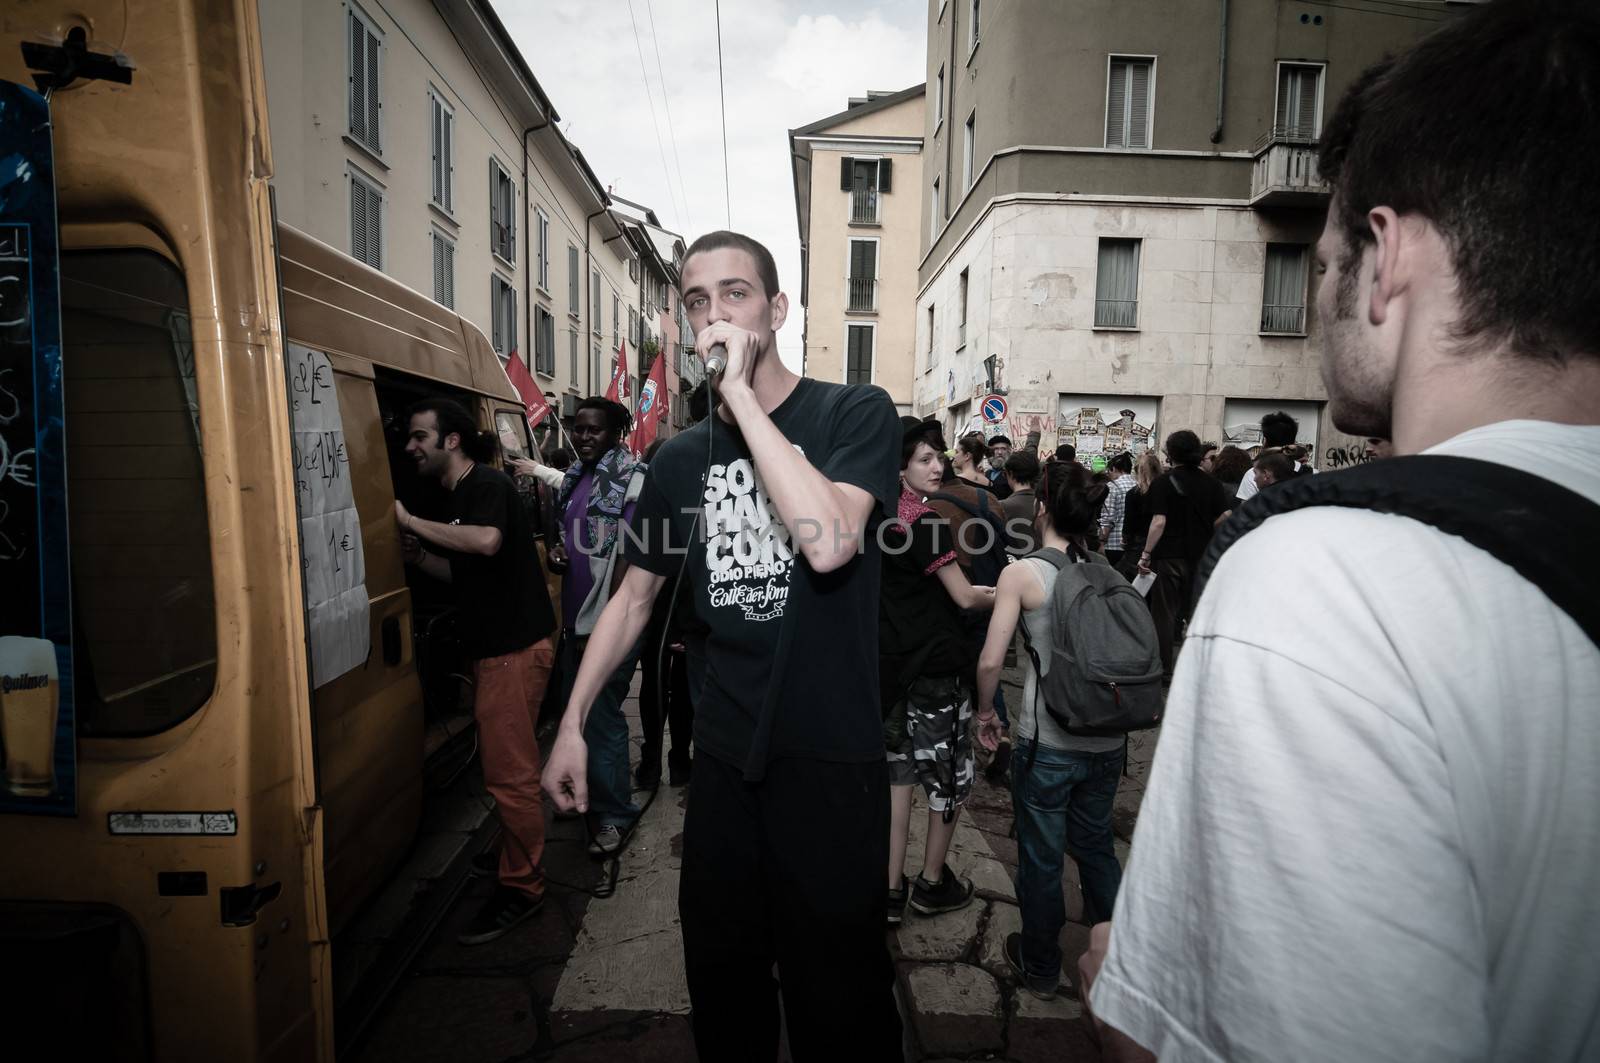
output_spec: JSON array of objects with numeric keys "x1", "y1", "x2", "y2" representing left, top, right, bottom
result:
[
  {"x1": 1008, "y1": 411, "x2": 1057, "y2": 452},
  {"x1": 287, "y1": 342, "x2": 371, "y2": 687},
  {"x1": 1221, "y1": 399, "x2": 1321, "y2": 458},
  {"x1": 1057, "y1": 394, "x2": 1159, "y2": 461},
  {"x1": 0, "y1": 80, "x2": 76, "y2": 815}
]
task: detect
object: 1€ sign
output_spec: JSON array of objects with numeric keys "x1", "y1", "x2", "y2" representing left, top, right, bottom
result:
[{"x1": 981, "y1": 394, "x2": 1008, "y2": 424}]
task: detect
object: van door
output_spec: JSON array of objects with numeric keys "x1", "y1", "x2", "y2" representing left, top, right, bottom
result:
[{"x1": 0, "y1": 4, "x2": 332, "y2": 1060}]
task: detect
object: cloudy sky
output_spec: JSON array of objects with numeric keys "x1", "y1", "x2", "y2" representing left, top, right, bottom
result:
[{"x1": 500, "y1": 0, "x2": 928, "y2": 371}]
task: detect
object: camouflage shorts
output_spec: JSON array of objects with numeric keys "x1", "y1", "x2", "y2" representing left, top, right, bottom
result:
[{"x1": 885, "y1": 675, "x2": 974, "y2": 813}]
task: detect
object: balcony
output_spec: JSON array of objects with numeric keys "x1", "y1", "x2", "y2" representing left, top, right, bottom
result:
[
  {"x1": 848, "y1": 276, "x2": 877, "y2": 312},
  {"x1": 1260, "y1": 303, "x2": 1306, "y2": 334},
  {"x1": 1250, "y1": 129, "x2": 1329, "y2": 208},
  {"x1": 850, "y1": 186, "x2": 880, "y2": 224}
]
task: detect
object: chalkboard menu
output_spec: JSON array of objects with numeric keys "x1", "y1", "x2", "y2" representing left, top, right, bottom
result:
[{"x1": 0, "y1": 79, "x2": 75, "y2": 815}]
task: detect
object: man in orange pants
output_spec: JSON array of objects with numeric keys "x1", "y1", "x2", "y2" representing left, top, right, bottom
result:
[{"x1": 398, "y1": 397, "x2": 558, "y2": 944}]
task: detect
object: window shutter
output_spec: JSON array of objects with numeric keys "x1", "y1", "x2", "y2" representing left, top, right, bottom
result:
[
  {"x1": 349, "y1": 15, "x2": 365, "y2": 142},
  {"x1": 432, "y1": 234, "x2": 442, "y2": 301},
  {"x1": 1129, "y1": 62, "x2": 1150, "y2": 148},
  {"x1": 840, "y1": 157, "x2": 853, "y2": 192},
  {"x1": 442, "y1": 108, "x2": 453, "y2": 208},
  {"x1": 430, "y1": 101, "x2": 441, "y2": 205},
  {"x1": 365, "y1": 30, "x2": 380, "y2": 151},
  {"x1": 1297, "y1": 68, "x2": 1319, "y2": 139},
  {"x1": 1106, "y1": 61, "x2": 1127, "y2": 146},
  {"x1": 369, "y1": 186, "x2": 381, "y2": 267},
  {"x1": 350, "y1": 180, "x2": 365, "y2": 264},
  {"x1": 444, "y1": 240, "x2": 454, "y2": 307},
  {"x1": 489, "y1": 165, "x2": 500, "y2": 248},
  {"x1": 880, "y1": 158, "x2": 893, "y2": 193},
  {"x1": 491, "y1": 281, "x2": 503, "y2": 352}
]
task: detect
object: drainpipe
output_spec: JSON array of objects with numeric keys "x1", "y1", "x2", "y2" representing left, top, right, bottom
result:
[
  {"x1": 945, "y1": 10, "x2": 957, "y2": 218},
  {"x1": 523, "y1": 117, "x2": 552, "y2": 371},
  {"x1": 1209, "y1": 0, "x2": 1230, "y2": 144},
  {"x1": 584, "y1": 205, "x2": 610, "y2": 394}
]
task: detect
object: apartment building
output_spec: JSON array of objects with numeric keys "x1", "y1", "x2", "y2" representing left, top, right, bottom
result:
[
  {"x1": 608, "y1": 196, "x2": 704, "y2": 431},
  {"x1": 260, "y1": 0, "x2": 653, "y2": 417},
  {"x1": 916, "y1": 0, "x2": 1442, "y2": 463},
  {"x1": 790, "y1": 86, "x2": 926, "y2": 413}
]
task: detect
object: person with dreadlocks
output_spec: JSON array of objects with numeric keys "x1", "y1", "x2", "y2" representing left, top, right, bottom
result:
[{"x1": 553, "y1": 396, "x2": 647, "y2": 858}]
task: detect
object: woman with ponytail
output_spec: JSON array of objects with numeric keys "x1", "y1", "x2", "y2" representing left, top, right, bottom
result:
[{"x1": 974, "y1": 461, "x2": 1127, "y2": 999}]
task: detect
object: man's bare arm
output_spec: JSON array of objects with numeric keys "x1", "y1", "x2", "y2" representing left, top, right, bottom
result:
[
  {"x1": 722, "y1": 389, "x2": 875, "y2": 573},
  {"x1": 395, "y1": 499, "x2": 504, "y2": 557},
  {"x1": 558, "y1": 564, "x2": 665, "y2": 736}
]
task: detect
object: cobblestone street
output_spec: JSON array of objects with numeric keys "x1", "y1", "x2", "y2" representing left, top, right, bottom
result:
[{"x1": 347, "y1": 663, "x2": 1158, "y2": 1061}]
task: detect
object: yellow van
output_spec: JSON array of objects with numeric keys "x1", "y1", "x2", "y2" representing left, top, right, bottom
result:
[{"x1": 0, "y1": 3, "x2": 556, "y2": 1059}]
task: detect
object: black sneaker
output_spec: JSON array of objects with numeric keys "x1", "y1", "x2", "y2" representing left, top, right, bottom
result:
[
  {"x1": 887, "y1": 875, "x2": 910, "y2": 927},
  {"x1": 668, "y1": 758, "x2": 692, "y2": 787},
  {"x1": 1003, "y1": 932, "x2": 1060, "y2": 1000},
  {"x1": 587, "y1": 824, "x2": 624, "y2": 858},
  {"x1": 909, "y1": 863, "x2": 975, "y2": 916},
  {"x1": 635, "y1": 761, "x2": 662, "y2": 790},
  {"x1": 468, "y1": 850, "x2": 498, "y2": 878},
  {"x1": 457, "y1": 886, "x2": 542, "y2": 945}
]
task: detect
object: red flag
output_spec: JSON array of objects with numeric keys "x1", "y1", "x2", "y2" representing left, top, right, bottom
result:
[
  {"x1": 631, "y1": 353, "x2": 669, "y2": 457},
  {"x1": 605, "y1": 340, "x2": 631, "y2": 405},
  {"x1": 503, "y1": 350, "x2": 552, "y2": 429}
]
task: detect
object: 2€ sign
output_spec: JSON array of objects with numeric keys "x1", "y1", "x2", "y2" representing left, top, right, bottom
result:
[{"x1": 981, "y1": 395, "x2": 1008, "y2": 423}]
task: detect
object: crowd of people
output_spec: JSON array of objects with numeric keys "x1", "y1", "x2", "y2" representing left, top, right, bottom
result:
[{"x1": 384, "y1": 3, "x2": 1598, "y2": 1059}]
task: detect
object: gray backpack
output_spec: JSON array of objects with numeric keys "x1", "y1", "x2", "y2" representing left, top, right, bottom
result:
[{"x1": 1018, "y1": 547, "x2": 1164, "y2": 735}]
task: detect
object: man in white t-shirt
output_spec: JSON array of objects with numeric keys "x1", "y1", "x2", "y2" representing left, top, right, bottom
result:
[{"x1": 1078, "y1": 3, "x2": 1600, "y2": 1060}]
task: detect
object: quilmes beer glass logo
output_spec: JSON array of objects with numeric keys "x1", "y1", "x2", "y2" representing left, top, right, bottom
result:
[
  {"x1": 1, "y1": 672, "x2": 49, "y2": 694},
  {"x1": 0, "y1": 636, "x2": 60, "y2": 797}
]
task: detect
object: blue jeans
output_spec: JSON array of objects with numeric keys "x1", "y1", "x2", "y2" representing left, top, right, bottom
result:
[
  {"x1": 1010, "y1": 739, "x2": 1125, "y2": 981},
  {"x1": 562, "y1": 630, "x2": 643, "y2": 833}
]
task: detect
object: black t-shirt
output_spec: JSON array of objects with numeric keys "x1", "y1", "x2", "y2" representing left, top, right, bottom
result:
[
  {"x1": 878, "y1": 506, "x2": 972, "y2": 710},
  {"x1": 1145, "y1": 466, "x2": 1232, "y2": 562},
  {"x1": 623, "y1": 378, "x2": 900, "y2": 779},
  {"x1": 1123, "y1": 485, "x2": 1152, "y2": 547},
  {"x1": 448, "y1": 464, "x2": 557, "y2": 659}
]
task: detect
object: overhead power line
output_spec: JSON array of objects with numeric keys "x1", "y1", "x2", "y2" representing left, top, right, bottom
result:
[
  {"x1": 714, "y1": 0, "x2": 732, "y2": 229},
  {"x1": 645, "y1": 0, "x2": 695, "y2": 235},
  {"x1": 626, "y1": 0, "x2": 691, "y2": 229}
]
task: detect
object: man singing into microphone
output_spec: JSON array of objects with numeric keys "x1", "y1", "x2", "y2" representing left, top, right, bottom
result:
[{"x1": 542, "y1": 231, "x2": 902, "y2": 1061}]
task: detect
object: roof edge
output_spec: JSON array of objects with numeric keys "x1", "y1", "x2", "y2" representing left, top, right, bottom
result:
[{"x1": 789, "y1": 82, "x2": 926, "y2": 137}]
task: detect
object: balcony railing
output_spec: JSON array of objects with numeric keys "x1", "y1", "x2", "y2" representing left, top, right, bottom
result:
[
  {"x1": 850, "y1": 186, "x2": 880, "y2": 224},
  {"x1": 848, "y1": 276, "x2": 877, "y2": 312},
  {"x1": 1250, "y1": 128, "x2": 1328, "y2": 207},
  {"x1": 1260, "y1": 303, "x2": 1306, "y2": 334},
  {"x1": 1094, "y1": 299, "x2": 1139, "y2": 328}
]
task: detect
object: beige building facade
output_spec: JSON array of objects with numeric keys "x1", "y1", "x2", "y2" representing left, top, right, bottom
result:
[
  {"x1": 916, "y1": 0, "x2": 1441, "y2": 464},
  {"x1": 260, "y1": 0, "x2": 672, "y2": 424},
  {"x1": 791, "y1": 86, "x2": 926, "y2": 412}
]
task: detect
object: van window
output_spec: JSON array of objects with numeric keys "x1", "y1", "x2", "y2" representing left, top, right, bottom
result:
[
  {"x1": 494, "y1": 410, "x2": 530, "y2": 460},
  {"x1": 60, "y1": 250, "x2": 217, "y2": 736}
]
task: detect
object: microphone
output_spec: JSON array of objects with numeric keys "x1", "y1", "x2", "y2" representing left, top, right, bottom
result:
[{"x1": 703, "y1": 342, "x2": 727, "y2": 378}]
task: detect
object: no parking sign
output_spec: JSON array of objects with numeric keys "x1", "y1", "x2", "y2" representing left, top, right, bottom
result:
[{"x1": 981, "y1": 394, "x2": 1008, "y2": 424}]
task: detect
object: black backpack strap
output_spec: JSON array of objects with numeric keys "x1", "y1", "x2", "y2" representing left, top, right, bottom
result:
[{"x1": 1195, "y1": 455, "x2": 1600, "y2": 649}]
